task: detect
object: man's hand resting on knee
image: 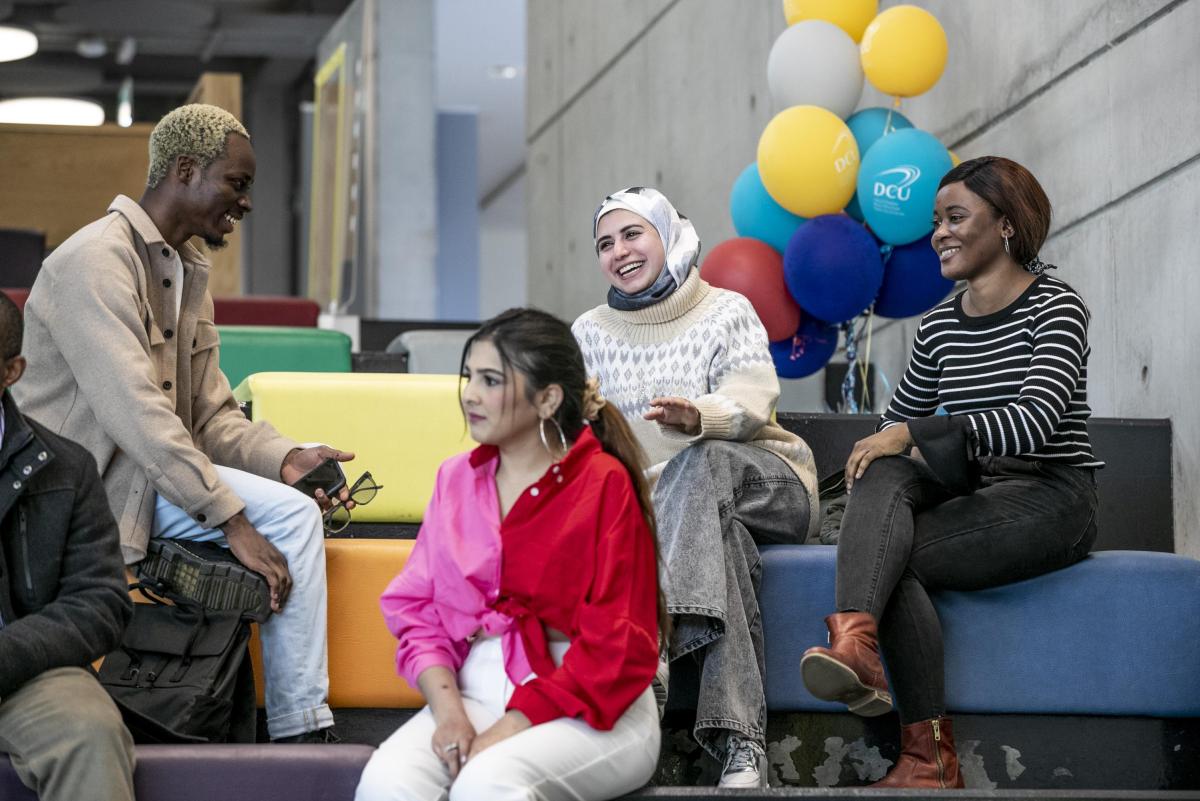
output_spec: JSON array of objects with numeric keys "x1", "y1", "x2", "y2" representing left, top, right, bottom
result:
[{"x1": 222, "y1": 512, "x2": 291, "y2": 612}]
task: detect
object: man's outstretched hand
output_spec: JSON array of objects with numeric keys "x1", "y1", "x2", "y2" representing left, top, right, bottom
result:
[{"x1": 281, "y1": 445, "x2": 357, "y2": 511}]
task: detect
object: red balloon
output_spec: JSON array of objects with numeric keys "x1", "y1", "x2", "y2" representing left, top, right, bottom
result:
[{"x1": 700, "y1": 237, "x2": 802, "y2": 341}]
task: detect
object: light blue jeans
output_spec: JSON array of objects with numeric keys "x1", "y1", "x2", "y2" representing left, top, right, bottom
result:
[
  {"x1": 153, "y1": 464, "x2": 333, "y2": 739},
  {"x1": 654, "y1": 440, "x2": 809, "y2": 762}
]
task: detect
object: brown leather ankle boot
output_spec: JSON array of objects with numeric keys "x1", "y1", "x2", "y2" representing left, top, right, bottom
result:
[
  {"x1": 872, "y1": 717, "x2": 965, "y2": 789},
  {"x1": 800, "y1": 612, "x2": 892, "y2": 716}
]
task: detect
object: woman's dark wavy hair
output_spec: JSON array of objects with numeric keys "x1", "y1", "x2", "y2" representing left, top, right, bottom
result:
[
  {"x1": 938, "y1": 156, "x2": 1052, "y2": 267},
  {"x1": 459, "y1": 307, "x2": 671, "y2": 648}
]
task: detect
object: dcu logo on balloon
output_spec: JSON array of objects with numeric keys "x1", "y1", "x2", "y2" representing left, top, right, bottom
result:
[{"x1": 873, "y1": 165, "x2": 921, "y2": 202}]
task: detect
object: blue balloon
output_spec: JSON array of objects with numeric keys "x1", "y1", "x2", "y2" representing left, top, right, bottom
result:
[
  {"x1": 874, "y1": 239, "x2": 955, "y2": 319},
  {"x1": 844, "y1": 107, "x2": 914, "y2": 222},
  {"x1": 770, "y1": 317, "x2": 839, "y2": 379},
  {"x1": 730, "y1": 163, "x2": 806, "y2": 253},
  {"x1": 857, "y1": 128, "x2": 953, "y2": 245},
  {"x1": 784, "y1": 214, "x2": 883, "y2": 324}
]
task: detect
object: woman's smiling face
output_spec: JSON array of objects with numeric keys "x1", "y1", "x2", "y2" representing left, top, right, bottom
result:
[
  {"x1": 931, "y1": 180, "x2": 1012, "y2": 282},
  {"x1": 595, "y1": 209, "x2": 667, "y2": 294}
]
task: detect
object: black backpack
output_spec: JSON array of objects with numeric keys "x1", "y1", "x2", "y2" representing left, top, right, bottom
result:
[{"x1": 98, "y1": 582, "x2": 257, "y2": 743}]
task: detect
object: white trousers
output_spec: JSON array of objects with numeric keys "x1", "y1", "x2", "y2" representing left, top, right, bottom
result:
[
  {"x1": 153, "y1": 464, "x2": 332, "y2": 739},
  {"x1": 355, "y1": 638, "x2": 660, "y2": 801}
]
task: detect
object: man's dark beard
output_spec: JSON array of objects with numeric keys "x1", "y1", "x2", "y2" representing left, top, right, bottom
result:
[{"x1": 203, "y1": 235, "x2": 229, "y2": 251}]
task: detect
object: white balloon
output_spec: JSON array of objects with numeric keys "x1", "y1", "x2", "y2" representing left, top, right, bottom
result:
[{"x1": 767, "y1": 19, "x2": 864, "y2": 120}]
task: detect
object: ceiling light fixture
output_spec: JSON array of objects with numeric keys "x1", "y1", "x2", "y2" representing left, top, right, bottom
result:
[
  {"x1": 0, "y1": 25, "x2": 37, "y2": 63},
  {"x1": 0, "y1": 97, "x2": 104, "y2": 126},
  {"x1": 487, "y1": 64, "x2": 521, "y2": 80},
  {"x1": 117, "y1": 76, "x2": 133, "y2": 127},
  {"x1": 76, "y1": 36, "x2": 108, "y2": 59}
]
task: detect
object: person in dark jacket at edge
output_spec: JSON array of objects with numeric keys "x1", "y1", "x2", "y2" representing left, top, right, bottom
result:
[{"x1": 0, "y1": 290, "x2": 135, "y2": 801}]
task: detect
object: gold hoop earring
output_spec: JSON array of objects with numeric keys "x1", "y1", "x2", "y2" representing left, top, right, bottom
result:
[
  {"x1": 539, "y1": 417, "x2": 567, "y2": 459},
  {"x1": 1003, "y1": 234, "x2": 1011, "y2": 254}
]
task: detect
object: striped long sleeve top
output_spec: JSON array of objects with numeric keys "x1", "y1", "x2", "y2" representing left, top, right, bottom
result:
[{"x1": 880, "y1": 275, "x2": 1103, "y2": 468}]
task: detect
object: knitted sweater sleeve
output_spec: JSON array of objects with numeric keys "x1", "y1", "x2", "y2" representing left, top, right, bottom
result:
[{"x1": 663, "y1": 292, "x2": 781, "y2": 444}]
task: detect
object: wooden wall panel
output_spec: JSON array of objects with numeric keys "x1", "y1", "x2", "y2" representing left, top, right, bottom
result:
[{"x1": 0, "y1": 122, "x2": 153, "y2": 250}]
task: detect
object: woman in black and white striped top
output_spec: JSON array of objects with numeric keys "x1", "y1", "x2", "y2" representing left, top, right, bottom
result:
[
  {"x1": 799, "y1": 157, "x2": 1102, "y2": 790},
  {"x1": 880, "y1": 273, "x2": 1102, "y2": 468}
]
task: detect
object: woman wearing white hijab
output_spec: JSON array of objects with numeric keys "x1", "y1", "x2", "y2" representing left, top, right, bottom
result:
[{"x1": 573, "y1": 187, "x2": 818, "y2": 788}]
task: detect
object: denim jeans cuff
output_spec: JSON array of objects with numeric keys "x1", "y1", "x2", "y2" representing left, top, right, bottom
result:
[
  {"x1": 268, "y1": 704, "x2": 334, "y2": 739},
  {"x1": 669, "y1": 607, "x2": 725, "y2": 658},
  {"x1": 694, "y1": 717, "x2": 765, "y2": 761}
]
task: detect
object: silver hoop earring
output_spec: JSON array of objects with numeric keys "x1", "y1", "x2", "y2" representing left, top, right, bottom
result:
[
  {"x1": 539, "y1": 417, "x2": 567, "y2": 459},
  {"x1": 1003, "y1": 234, "x2": 1011, "y2": 254}
]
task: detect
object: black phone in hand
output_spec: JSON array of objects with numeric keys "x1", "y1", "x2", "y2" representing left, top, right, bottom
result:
[{"x1": 292, "y1": 457, "x2": 347, "y2": 499}]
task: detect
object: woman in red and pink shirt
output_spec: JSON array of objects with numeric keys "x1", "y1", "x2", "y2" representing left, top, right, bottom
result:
[{"x1": 355, "y1": 308, "x2": 667, "y2": 801}]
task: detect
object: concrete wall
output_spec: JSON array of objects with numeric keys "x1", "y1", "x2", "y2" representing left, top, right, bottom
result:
[
  {"x1": 526, "y1": 0, "x2": 1200, "y2": 556},
  {"x1": 480, "y1": 173, "x2": 529, "y2": 319},
  {"x1": 373, "y1": 0, "x2": 437, "y2": 319}
]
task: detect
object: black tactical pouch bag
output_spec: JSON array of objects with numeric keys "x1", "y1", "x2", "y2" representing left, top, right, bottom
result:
[{"x1": 98, "y1": 582, "x2": 256, "y2": 743}]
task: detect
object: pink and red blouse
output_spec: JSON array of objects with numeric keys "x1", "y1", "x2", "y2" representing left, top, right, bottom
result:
[{"x1": 380, "y1": 425, "x2": 660, "y2": 730}]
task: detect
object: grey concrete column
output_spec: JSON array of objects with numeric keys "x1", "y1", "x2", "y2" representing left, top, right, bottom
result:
[{"x1": 372, "y1": 0, "x2": 437, "y2": 319}]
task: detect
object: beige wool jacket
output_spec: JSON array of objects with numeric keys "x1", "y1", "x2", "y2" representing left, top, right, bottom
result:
[{"x1": 14, "y1": 195, "x2": 298, "y2": 564}]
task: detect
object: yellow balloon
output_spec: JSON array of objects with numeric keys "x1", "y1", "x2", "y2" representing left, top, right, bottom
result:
[
  {"x1": 757, "y1": 105, "x2": 859, "y2": 218},
  {"x1": 860, "y1": 5, "x2": 948, "y2": 97},
  {"x1": 949, "y1": 149, "x2": 961, "y2": 167},
  {"x1": 782, "y1": 0, "x2": 878, "y2": 43}
]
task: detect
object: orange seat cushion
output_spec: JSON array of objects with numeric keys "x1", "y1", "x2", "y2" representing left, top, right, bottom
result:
[{"x1": 249, "y1": 538, "x2": 424, "y2": 709}]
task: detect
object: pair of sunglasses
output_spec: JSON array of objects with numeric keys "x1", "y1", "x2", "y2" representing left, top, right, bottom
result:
[{"x1": 322, "y1": 471, "x2": 383, "y2": 534}]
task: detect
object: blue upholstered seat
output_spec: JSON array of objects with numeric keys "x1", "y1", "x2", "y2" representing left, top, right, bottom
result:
[{"x1": 760, "y1": 546, "x2": 1200, "y2": 716}]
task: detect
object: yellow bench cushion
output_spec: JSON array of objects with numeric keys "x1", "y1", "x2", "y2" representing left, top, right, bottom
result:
[
  {"x1": 250, "y1": 538, "x2": 424, "y2": 709},
  {"x1": 235, "y1": 372, "x2": 475, "y2": 523}
]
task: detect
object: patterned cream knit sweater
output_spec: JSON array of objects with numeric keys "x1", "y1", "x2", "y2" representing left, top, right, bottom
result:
[{"x1": 573, "y1": 269, "x2": 819, "y2": 540}]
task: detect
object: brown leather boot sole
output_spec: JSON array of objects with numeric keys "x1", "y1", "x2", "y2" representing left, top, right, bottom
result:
[{"x1": 801, "y1": 651, "x2": 893, "y2": 716}]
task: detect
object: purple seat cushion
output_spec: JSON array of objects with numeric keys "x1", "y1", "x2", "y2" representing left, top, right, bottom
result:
[{"x1": 2, "y1": 744, "x2": 375, "y2": 801}]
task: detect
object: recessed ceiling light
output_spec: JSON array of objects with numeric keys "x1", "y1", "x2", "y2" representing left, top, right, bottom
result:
[
  {"x1": 76, "y1": 36, "x2": 108, "y2": 59},
  {"x1": 487, "y1": 64, "x2": 522, "y2": 80},
  {"x1": 0, "y1": 25, "x2": 37, "y2": 63},
  {"x1": 0, "y1": 97, "x2": 104, "y2": 126}
]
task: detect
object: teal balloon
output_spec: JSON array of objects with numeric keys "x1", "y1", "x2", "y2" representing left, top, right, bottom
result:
[
  {"x1": 730, "y1": 163, "x2": 807, "y2": 253},
  {"x1": 857, "y1": 128, "x2": 952, "y2": 245},
  {"x1": 844, "y1": 107, "x2": 913, "y2": 221}
]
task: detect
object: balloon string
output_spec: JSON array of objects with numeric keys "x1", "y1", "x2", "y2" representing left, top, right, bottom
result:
[
  {"x1": 841, "y1": 319, "x2": 859, "y2": 413},
  {"x1": 859, "y1": 307, "x2": 874, "y2": 410}
]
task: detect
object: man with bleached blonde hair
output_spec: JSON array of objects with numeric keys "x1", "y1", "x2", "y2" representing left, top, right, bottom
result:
[{"x1": 15, "y1": 103, "x2": 351, "y2": 743}]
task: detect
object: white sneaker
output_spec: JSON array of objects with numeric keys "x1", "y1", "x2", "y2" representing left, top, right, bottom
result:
[
  {"x1": 718, "y1": 735, "x2": 766, "y2": 788},
  {"x1": 652, "y1": 657, "x2": 669, "y2": 720}
]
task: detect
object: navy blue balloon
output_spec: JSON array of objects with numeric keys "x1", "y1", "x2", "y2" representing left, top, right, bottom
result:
[
  {"x1": 874, "y1": 239, "x2": 955, "y2": 319},
  {"x1": 770, "y1": 317, "x2": 839, "y2": 379},
  {"x1": 784, "y1": 214, "x2": 884, "y2": 324}
]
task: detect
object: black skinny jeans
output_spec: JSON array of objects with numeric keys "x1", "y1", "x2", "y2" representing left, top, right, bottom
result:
[{"x1": 835, "y1": 454, "x2": 1098, "y2": 723}]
